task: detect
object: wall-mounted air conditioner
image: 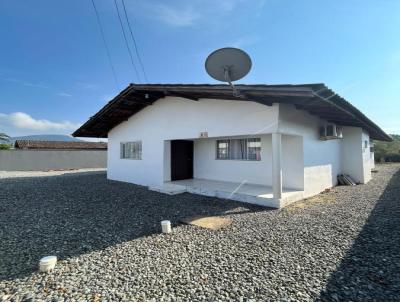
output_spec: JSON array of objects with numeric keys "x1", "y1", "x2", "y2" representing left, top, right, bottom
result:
[{"x1": 319, "y1": 123, "x2": 343, "y2": 140}]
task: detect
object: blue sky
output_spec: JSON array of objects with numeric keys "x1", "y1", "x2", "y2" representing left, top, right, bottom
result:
[{"x1": 1, "y1": 0, "x2": 399, "y2": 137}]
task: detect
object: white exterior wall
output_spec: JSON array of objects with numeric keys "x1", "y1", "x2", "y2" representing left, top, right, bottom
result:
[
  {"x1": 108, "y1": 97, "x2": 279, "y2": 187},
  {"x1": 341, "y1": 127, "x2": 371, "y2": 183},
  {"x1": 370, "y1": 144, "x2": 375, "y2": 169},
  {"x1": 193, "y1": 135, "x2": 272, "y2": 186},
  {"x1": 278, "y1": 104, "x2": 342, "y2": 198},
  {"x1": 281, "y1": 135, "x2": 304, "y2": 190},
  {"x1": 362, "y1": 130, "x2": 372, "y2": 182},
  {"x1": 279, "y1": 104, "x2": 372, "y2": 194},
  {"x1": 107, "y1": 98, "x2": 373, "y2": 205}
]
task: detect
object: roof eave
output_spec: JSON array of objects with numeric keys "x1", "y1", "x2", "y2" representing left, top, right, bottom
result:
[{"x1": 72, "y1": 84, "x2": 391, "y2": 141}]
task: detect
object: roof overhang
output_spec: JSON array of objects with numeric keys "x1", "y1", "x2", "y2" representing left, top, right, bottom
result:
[{"x1": 72, "y1": 84, "x2": 392, "y2": 141}]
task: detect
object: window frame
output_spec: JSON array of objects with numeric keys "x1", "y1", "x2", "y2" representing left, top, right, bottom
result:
[
  {"x1": 216, "y1": 139, "x2": 230, "y2": 160},
  {"x1": 216, "y1": 138, "x2": 261, "y2": 161},
  {"x1": 120, "y1": 141, "x2": 142, "y2": 160}
]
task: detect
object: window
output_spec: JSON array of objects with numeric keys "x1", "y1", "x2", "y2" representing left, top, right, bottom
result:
[
  {"x1": 247, "y1": 138, "x2": 262, "y2": 160},
  {"x1": 216, "y1": 138, "x2": 261, "y2": 161},
  {"x1": 121, "y1": 141, "x2": 142, "y2": 160},
  {"x1": 217, "y1": 140, "x2": 230, "y2": 159}
]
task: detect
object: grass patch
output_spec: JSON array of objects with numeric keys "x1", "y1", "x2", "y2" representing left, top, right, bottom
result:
[{"x1": 287, "y1": 189, "x2": 337, "y2": 211}]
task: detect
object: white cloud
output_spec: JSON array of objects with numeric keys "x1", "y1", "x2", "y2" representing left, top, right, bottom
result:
[
  {"x1": 2, "y1": 77, "x2": 49, "y2": 89},
  {"x1": 0, "y1": 112, "x2": 81, "y2": 136},
  {"x1": 77, "y1": 137, "x2": 108, "y2": 142},
  {"x1": 56, "y1": 92, "x2": 73, "y2": 97},
  {"x1": 383, "y1": 127, "x2": 400, "y2": 135},
  {"x1": 152, "y1": 4, "x2": 200, "y2": 27},
  {"x1": 142, "y1": 0, "x2": 262, "y2": 27}
]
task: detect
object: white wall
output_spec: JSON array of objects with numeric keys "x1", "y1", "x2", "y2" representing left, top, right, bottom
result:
[
  {"x1": 108, "y1": 97, "x2": 279, "y2": 187},
  {"x1": 163, "y1": 140, "x2": 171, "y2": 182},
  {"x1": 341, "y1": 127, "x2": 371, "y2": 183},
  {"x1": 341, "y1": 127, "x2": 363, "y2": 183},
  {"x1": 362, "y1": 130, "x2": 372, "y2": 182},
  {"x1": 107, "y1": 97, "x2": 372, "y2": 197},
  {"x1": 278, "y1": 104, "x2": 342, "y2": 197},
  {"x1": 193, "y1": 135, "x2": 272, "y2": 186},
  {"x1": 192, "y1": 133, "x2": 303, "y2": 189},
  {"x1": 282, "y1": 135, "x2": 304, "y2": 190},
  {"x1": 370, "y1": 141, "x2": 375, "y2": 169}
]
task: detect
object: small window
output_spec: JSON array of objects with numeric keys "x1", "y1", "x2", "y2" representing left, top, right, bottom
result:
[
  {"x1": 216, "y1": 138, "x2": 261, "y2": 161},
  {"x1": 121, "y1": 141, "x2": 142, "y2": 160}
]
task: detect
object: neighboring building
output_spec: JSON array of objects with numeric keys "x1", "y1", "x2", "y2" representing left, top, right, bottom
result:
[
  {"x1": 14, "y1": 140, "x2": 107, "y2": 150},
  {"x1": 73, "y1": 84, "x2": 391, "y2": 208},
  {"x1": 0, "y1": 140, "x2": 107, "y2": 171}
]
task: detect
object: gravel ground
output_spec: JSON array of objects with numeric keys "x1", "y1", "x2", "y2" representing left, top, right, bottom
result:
[{"x1": 0, "y1": 164, "x2": 399, "y2": 301}]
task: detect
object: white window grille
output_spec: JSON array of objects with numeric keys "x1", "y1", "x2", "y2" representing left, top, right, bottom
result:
[
  {"x1": 120, "y1": 141, "x2": 142, "y2": 160},
  {"x1": 216, "y1": 138, "x2": 261, "y2": 161}
]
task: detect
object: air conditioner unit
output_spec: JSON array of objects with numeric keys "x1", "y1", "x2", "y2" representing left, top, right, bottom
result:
[{"x1": 319, "y1": 124, "x2": 343, "y2": 140}]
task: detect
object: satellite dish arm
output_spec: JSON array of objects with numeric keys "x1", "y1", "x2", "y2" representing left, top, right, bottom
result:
[{"x1": 223, "y1": 66, "x2": 239, "y2": 97}]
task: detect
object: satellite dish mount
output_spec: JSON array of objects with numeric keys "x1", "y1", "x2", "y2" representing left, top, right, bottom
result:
[
  {"x1": 223, "y1": 65, "x2": 239, "y2": 96},
  {"x1": 205, "y1": 47, "x2": 252, "y2": 97}
]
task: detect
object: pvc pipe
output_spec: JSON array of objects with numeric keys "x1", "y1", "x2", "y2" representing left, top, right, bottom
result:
[{"x1": 161, "y1": 220, "x2": 172, "y2": 233}]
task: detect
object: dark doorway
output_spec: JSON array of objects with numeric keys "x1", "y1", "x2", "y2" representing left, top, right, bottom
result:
[{"x1": 171, "y1": 140, "x2": 193, "y2": 181}]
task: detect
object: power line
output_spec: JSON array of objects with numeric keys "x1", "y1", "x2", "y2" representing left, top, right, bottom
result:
[
  {"x1": 113, "y1": 0, "x2": 141, "y2": 83},
  {"x1": 90, "y1": 0, "x2": 119, "y2": 89},
  {"x1": 121, "y1": 0, "x2": 149, "y2": 82}
]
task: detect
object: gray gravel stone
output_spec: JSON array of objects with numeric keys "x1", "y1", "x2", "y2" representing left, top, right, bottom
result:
[{"x1": 0, "y1": 164, "x2": 399, "y2": 301}]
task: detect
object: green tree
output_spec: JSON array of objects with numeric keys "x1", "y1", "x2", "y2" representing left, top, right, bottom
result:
[{"x1": 374, "y1": 134, "x2": 400, "y2": 162}]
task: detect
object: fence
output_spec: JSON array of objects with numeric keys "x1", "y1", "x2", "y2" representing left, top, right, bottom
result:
[{"x1": 0, "y1": 150, "x2": 106, "y2": 171}]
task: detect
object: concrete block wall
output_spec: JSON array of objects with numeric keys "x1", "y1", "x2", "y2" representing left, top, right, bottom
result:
[{"x1": 0, "y1": 150, "x2": 107, "y2": 171}]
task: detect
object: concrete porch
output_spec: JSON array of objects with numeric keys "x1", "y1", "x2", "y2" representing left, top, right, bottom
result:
[{"x1": 150, "y1": 178, "x2": 304, "y2": 208}]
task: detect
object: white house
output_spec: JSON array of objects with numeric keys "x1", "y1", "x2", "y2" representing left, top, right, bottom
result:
[{"x1": 73, "y1": 84, "x2": 391, "y2": 208}]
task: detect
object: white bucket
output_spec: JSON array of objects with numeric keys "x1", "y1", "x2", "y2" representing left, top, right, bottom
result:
[
  {"x1": 39, "y1": 256, "x2": 57, "y2": 272},
  {"x1": 161, "y1": 220, "x2": 172, "y2": 234}
]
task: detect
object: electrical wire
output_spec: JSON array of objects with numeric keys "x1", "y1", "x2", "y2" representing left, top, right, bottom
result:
[
  {"x1": 113, "y1": 0, "x2": 141, "y2": 83},
  {"x1": 121, "y1": 0, "x2": 149, "y2": 82},
  {"x1": 90, "y1": 0, "x2": 119, "y2": 89}
]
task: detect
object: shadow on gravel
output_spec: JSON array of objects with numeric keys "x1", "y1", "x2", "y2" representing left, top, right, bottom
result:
[
  {"x1": 318, "y1": 169, "x2": 400, "y2": 301},
  {"x1": 0, "y1": 172, "x2": 267, "y2": 281}
]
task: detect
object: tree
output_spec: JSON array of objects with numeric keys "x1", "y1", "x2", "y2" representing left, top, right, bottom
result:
[
  {"x1": 0, "y1": 133, "x2": 10, "y2": 142},
  {"x1": 374, "y1": 134, "x2": 400, "y2": 162}
]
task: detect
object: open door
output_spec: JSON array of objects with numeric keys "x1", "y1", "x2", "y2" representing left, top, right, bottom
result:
[{"x1": 171, "y1": 140, "x2": 193, "y2": 181}]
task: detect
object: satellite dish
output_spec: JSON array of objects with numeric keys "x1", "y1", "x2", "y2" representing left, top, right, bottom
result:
[{"x1": 205, "y1": 47, "x2": 252, "y2": 96}]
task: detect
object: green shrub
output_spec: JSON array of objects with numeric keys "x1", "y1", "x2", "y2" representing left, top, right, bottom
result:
[
  {"x1": 374, "y1": 134, "x2": 400, "y2": 162},
  {"x1": 0, "y1": 144, "x2": 11, "y2": 150}
]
